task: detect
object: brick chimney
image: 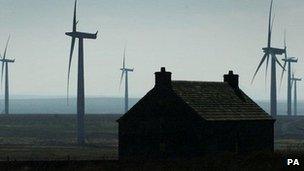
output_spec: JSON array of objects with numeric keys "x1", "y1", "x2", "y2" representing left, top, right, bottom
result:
[
  {"x1": 155, "y1": 67, "x2": 172, "y2": 88},
  {"x1": 224, "y1": 70, "x2": 239, "y2": 89}
]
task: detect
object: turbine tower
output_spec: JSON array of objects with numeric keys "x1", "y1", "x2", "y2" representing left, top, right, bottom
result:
[
  {"x1": 291, "y1": 74, "x2": 301, "y2": 116},
  {"x1": 119, "y1": 47, "x2": 134, "y2": 114},
  {"x1": 65, "y1": 0, "x2": 98, "y2": 145},
  {"x1": 0, "y1": 36, "x2": 15, "y2": 115},
  {"x1": 281, "y1": 32, "x2": 297, "y2": 116},
  {"x1": 251, "y1": 0, "x2": 285, "y2": 117}
]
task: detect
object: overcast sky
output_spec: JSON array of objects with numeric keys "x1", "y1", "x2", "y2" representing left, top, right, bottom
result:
[{"x1": 0, "y1": 0, "x2": 304, "y2": 101}]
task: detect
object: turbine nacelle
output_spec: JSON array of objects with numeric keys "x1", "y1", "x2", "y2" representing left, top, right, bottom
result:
[
  {"x1": 282, "y1": 57, "x2": 298, "y2": 63},
  {"x1": 65, "y1": 31, "x2": 98, "y2": 39},
  {"x1": 262, "y1": 47, "x2": 285, "y2": 55},
  {"x1": 292, "y1": 78, "x2": 302, "y2": 81},
  {"x1": 120, "y1": 68, "x2": 134, "y2": 72},
  {"x1": 291, "y1": 73, "x2": 302, "y2": 82},
  {"x1": 0, "y1": 58, "x2": 15, "y2": 63}
]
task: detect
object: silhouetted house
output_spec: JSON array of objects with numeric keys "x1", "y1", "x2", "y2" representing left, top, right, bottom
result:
[{"x1": 117, "y1": 67, "x2": 274, "y2": 160}]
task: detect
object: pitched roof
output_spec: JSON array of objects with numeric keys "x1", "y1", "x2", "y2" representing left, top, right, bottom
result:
[{"x1": 172, "y1": 81, "x2": 273, "y2": 121}]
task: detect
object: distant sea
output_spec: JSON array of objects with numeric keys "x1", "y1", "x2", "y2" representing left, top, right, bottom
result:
[{"x1": 0, "y1": 97, "x2": 302, "y2": 115}]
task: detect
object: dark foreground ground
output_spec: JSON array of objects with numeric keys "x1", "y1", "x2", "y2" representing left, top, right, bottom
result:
[
  {"x1": 0, "y1": 114, "x2": 304, "y2": 170},
  {"x1": 0, "y1": 152, "x2": 303, "y2": 171}
]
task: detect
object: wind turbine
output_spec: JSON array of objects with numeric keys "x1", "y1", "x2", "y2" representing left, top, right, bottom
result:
[
  {"x1": 0, "y1": 36, "x2": 15, "y2": 115},
  {"x1": 119, "y1": 47, "x2": 134, "y2": 114},
  {"x1": 251, "y1": 0, "x2": 285, "y2": 117},
  {"x1": 280, "y1": 32, "x2": 297, "y2": 116},
  {"x1": 65, "y1": 0, "x2": 98, "y2": 145},
  {"x1": 291, "y1": 74, "x2": 301, "y2": 116}
]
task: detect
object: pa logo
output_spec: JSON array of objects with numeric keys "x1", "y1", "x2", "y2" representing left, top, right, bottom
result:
[{"x1": 287, "y1": 159, "x2": 300, "y2": 166}]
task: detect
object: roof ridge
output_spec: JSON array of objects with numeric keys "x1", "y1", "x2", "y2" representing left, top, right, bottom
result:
[{"x1": 172, "y1": 80, "x2": 226, "y2": 83}]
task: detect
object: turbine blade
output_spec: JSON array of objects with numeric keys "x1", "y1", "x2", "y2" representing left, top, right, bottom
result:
[
  {"x1": 3, "y1": 35, "x2": 10, "y2": 59},
  {"x1": 279, "y1": 63, "x2": 286, "y2": 88},
  {"x1": 251, "y1": 53, "x2": 268, "y2": 84},
  {"x1": 265, "y1": 54, "x2": 270, "y2": 84},
  {"x1": 284, "y1": 30, "x2": 288, "y2": 60},
  {"x1": 270, "y1": 13, "x2": 275, "y2": 35},
  {"x1": 280, "y1": 61, "x2": 287, "y2": 89},
  {"x1": 280, "y1": 31, "x2": 287, "y2": 89},
  {"x1": 123, "y1": 46, "x2": 126, "y2": 68},
  {"x1": 291, "y1": 80, "x2": 294, "y2": 88},
  {"x1": 284, "y1": 29, "x2": 286, "y2": 48},
  {"x1": 283, "y1": 49, "x2": 287, "y2": 65},
  {"x1": 73, "y1": 0, "x2": 77, "y2": 32},
  {"x1": 0, "y1": 36, "x2": 7, "y2": 88},
  {"x1": 267, "y1": 0, "x2": 274, "y2": 48},
  {"x1": 1, "y1": 61, "x2": 4, "y2": 88},
  {"x1": 119, "y1": 71, "x2": 124, "y2": 89},
  {"x1": 67, "y1": 37, "x2": 76, "y2": 105},
  {"x1": 275, "y1": 57, "x2": 285, "y2": 70}
]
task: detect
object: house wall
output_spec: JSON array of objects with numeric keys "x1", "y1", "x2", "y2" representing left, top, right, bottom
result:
[
  {"x1": 203, "y1": 121, "x2": 274, "y2": 153},
  {"x1": 119, "y1": 120, "x2": 274, "y2": 160},
  {"x1": 119, "y1": 117, "x2": 205, "y2": 160}
]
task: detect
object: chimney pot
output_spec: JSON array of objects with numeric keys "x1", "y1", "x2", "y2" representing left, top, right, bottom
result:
[
  {"x1": 224, "y1": 70, "x2": 239, "y2": 89},
  {"x1": 155, "y1": 67, "x2": 172, "y2": 88}
]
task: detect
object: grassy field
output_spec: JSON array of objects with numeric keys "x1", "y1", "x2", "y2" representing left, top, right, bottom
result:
[
  {"x1": 274, "y1": 116, "x2": 304, "y2": 151},
  {"x1": 0, "y1": 114, "x2": 120, "y2": 161},
  {"x1": 0, "y1": 114, "x2": 303, "y2": 161}
]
